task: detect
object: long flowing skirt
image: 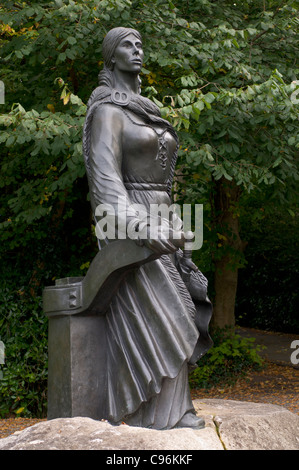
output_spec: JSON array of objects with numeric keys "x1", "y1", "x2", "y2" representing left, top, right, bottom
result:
[{"x1": 101, "y1": 189, "x2": 211, "y2": 429}]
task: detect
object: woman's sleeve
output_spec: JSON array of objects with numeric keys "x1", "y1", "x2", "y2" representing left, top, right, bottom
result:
[{"x1": 88, "y1": 103, "x2": 138, "y2": 240}]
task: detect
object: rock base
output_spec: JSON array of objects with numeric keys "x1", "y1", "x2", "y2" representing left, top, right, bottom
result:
[
  {"x1": 195, "y1": 399, "x2": 299, "y2": 450},
  {"x1": 0, "y1": 399, "x2": 298, "y2": 451}
]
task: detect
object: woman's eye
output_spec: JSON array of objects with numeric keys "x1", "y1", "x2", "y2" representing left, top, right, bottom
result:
[{"x1": 121, "y1": 42, "x2": 142, "y2": 49}]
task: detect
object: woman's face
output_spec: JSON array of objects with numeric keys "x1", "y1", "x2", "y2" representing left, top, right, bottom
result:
[{"x1": 112, "y1": 33, "x2": 144, "y2": 73}]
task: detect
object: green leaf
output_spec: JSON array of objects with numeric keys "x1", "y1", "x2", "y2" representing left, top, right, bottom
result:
[
  {"x1": 6, "y1": 136, "x2": 16, "y2": 147},
  {"x1": 193, "y1": 100, "x2": 205, "y2": 112},
  {"x1": 67, "y1": 37, "x2": 77, "y2": 45},
  {"x1": 198, "y1": 123, "x2": 206, "y2": 134},
  {"x1": 152, "y1": 97, "x2": 163, "y2": 108},
  {"x1": 204, "y1": 92, "x2": 215, "y2": 104},
  {"x1": 247, "y1": 28, "x2": 257, "y2": 35},
  {"x1": 232, "y1": 39, "x2": 239, "y2": 49},
  {"x1": 177, "y1": 95, "x2": 184, "y2": 107},
  {"x1": 58, "y1": 52, "x2": 66, "y2": 62}
]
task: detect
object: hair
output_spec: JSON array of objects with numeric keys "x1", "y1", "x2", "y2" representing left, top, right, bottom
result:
[{"x1": 98, "y1": 27, "x2": 142, "y2": 89}]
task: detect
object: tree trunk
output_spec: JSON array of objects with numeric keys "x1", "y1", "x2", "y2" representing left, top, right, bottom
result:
[
  {"x1": 211, "y1": 177, "x2": 246, "y2": 328},
  {"x1": 213, "y1": 255, "x2": 239, "y2": 328}
]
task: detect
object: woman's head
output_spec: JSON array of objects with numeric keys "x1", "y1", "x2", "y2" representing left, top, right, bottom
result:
[
  {"x1": 99, "y1": 27, "x2": 143, "y2": 89},
  {"x1": 102, "y1": 27, "x2": 142, "y2": 70}
]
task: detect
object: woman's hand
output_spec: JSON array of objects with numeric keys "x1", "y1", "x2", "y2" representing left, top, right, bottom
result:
[
  {"x1": 132, "y1": 216, "x2": 185, "y2": 255},
  {"x1": 143, "y1": 236, "x2": 178, "y2": 255},
  {"x1": 142, "y1": 224, "x2": 184, "y2": 255}
]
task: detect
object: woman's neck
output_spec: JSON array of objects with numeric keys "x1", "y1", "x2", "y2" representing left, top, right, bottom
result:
[{"x1": 113, "y1": 69, "x2": 140, "y2": 94}]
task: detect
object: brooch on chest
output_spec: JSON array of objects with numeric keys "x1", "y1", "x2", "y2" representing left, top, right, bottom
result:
[{"x1": 111, "y1": 89, "x2": 131, "y2": 106}]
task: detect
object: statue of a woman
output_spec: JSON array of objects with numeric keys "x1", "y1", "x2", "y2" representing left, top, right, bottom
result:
[{"x1": 82, "y1": 27, "x2": 212, "y2": 430}]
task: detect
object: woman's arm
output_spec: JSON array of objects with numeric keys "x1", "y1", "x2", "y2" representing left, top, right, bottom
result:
[{"x1": 88, "y1": 103, "x2": 138, "y2": 239}]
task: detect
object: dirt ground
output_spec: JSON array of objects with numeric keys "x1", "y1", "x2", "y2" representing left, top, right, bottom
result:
[{"x1": 192, "y1": 361, "x2": 299, "y2": 415}]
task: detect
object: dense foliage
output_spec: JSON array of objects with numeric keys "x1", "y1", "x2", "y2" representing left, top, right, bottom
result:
[
  {"x1": 189, "y1": 326, "x2": 264, "y2": 390},
  {"x1": 236, "y1": 201, "x2": 299, "y2": 333},
  {"x1": 0, "y1": 0, "x2": 298, "y2": 416},
  {"x1": 0, "y1": 288, "x2": 47, "y2": 418}
]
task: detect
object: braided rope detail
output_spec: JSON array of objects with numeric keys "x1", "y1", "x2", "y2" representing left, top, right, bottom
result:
[
  {"x1": 176, "y1": 248, "x2": 208, "y2": 288},
  {"x1": 82, "y1": 100, "x2": 111, "y2": 183},
  {"x1": 160, "y1": 254, "x2": 196, "y2": 320}
]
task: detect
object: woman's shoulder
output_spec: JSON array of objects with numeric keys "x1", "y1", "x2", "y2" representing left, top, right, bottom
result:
[{"x1": 93, "y1": 102, "x2": 126, "y2": 125}]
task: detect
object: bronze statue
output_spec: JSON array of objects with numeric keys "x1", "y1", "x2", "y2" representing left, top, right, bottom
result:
[{"x1": 80, "y1": 27, "x2": 213, "y2": 430}]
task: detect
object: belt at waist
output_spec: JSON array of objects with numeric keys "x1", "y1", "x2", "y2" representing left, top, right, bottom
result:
[{"x1": 124, "y1": 182, "x2": 168, "y2": 192}]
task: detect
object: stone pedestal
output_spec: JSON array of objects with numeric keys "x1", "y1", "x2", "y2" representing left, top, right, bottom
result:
[
  {"x1": 47, "y1": 311, "x2": 107, "y2": 420},
  {"x1": 43, "y1": 239, "x2": 158, "y2": 421}
]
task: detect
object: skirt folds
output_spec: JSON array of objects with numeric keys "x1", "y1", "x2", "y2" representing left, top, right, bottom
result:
[{"x1": 105, "y1": 255, "x2": 199, "y2": 428}]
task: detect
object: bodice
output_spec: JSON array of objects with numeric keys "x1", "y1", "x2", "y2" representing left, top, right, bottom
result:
[{"x1": 120, "y1": 109, "x2": 177, "y2": 185}]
